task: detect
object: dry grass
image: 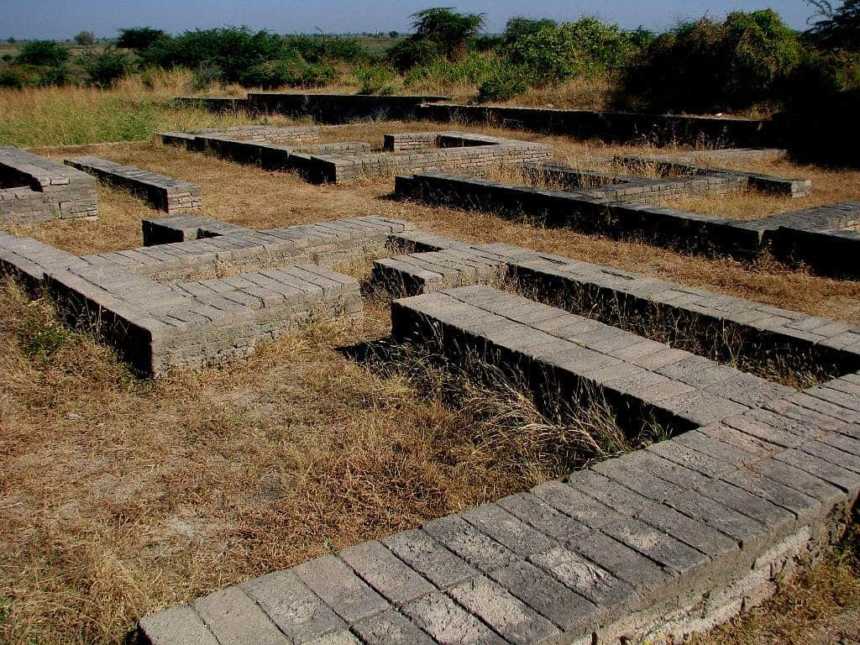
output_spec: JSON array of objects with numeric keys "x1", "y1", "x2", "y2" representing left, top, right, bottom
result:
[
  {"x1": 1, "y1": 119, "x2": 860, "y2": 643},
  {"x1": 0, "y1": 70, "x2": 302, "y2": 147},
  {"x1": 694, "y1": 521, "x2": 860, "y2": 644}
]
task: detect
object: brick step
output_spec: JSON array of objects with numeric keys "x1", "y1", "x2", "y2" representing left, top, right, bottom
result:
[{"x1": 392, "y1": 286, "x2": 790, "y2": 430}]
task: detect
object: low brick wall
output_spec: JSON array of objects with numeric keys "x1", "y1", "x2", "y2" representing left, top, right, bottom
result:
[
  {"x1": 163, "y1": 128, "x2": 553, "y2": 184},
  {"x1": 65, "y1": 156, "x2": 202, "y2": 214},
  {"x1": 396, "y1": 172, "x2": 764, "y2": 256},
  {"x1": 396, "y1": 171, "x2": 859, "y2": 277},
  {"x1": 417, "y1": 103, "x2": 775, "y2": 148},
  {"x1": 0, "y1": 215, "x2": 413, "y2": 375},
  {"x1": 0, "y1": 146, "x2": 98, "y2": 224},
  {"x1": 246, "y1": 93, "x2": 449, "y2": 123}
]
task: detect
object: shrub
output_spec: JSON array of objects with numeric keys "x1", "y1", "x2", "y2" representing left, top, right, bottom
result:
[
  {"x1": 80, "y1": 48, "x2": 130, "y2": 87},
  {"x1": 16, "y1": 40, "x2": 69, "y2": 66},
  {"x1": 777, "y1": 48, "x2": 860, "y2": 165},
  {"x1": 355, "y1": 65, "x2": 397, "y2": 94},
  {"x1": 117, "y1": 27, "x2": 167, "y2": 51},
  {"x1": 191, "y1": 62, "x2": 224, "y2": 90},
  {"x1": 503, "y1": 17, "x2": 557, "y2": 46},
  {"x1": 622, "y1": 10, "x2": 802, "y2": 112},
  {"x1": 284, "y1": 35, "x2": 367, "y2": 63},
  {"x1": 506, "y1": 18, "x2": 635, "y2": 85},
  {"x1": 478, "y1": 67, "x2": 529, "y2": 102},
  {"x1": 0, "y1": 66, "x2": 29, "y2": 88},
  {"x1": 238, "y1": 55, "x2": 335, "y2": 89},
  {"x1": 387, "y1": 38, "x2": 443, "y2": 71},
  {"x1": 141, "y1": 27, "x2": 288, "y2": 83}
]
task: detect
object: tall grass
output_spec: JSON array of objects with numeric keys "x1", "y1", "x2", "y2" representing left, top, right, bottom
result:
[{"x1": 0, "y1": 69, "x2": 281, "y2": 147}]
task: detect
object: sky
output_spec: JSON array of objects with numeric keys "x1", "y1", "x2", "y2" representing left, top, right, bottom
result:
[{"x1": 3, "y1": 0, "x2": 819, "y2": 40}]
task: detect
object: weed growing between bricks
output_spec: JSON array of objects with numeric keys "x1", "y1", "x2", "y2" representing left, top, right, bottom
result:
[
  {"x1": 345, "y1": 328, "x2": 672, "y2": 480},
  {"x1": 513, "y1": 276, "x2": 837, "y2": 389}
]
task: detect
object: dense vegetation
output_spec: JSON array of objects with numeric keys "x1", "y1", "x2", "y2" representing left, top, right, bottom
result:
[{"x1": 0, "y1": 3, "x2": 857, "y2": 161}]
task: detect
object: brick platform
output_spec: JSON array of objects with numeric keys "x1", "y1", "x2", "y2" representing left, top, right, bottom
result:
[
  {"x1": 162, "y1": 127, "x2": 552, "y2": 184},
  {"x1": 65, "y1": 156, "x2": 202, "y2": 214},
  {"x1": 0, "y1": 215, "x2": 412, "y2": 375},
  {"x1": 0, "y1": 146, "x2": 98, "y2": 224},
  {"x1": 138, "y1": 281, "x2": 860, "y2": 643}
]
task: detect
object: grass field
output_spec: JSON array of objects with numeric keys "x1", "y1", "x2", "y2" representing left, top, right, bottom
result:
[{"x1": 1, "y1": 98, "x2": 859, "y2": 642}]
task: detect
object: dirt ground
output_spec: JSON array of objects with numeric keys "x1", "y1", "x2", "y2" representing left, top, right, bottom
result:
[{"x1": 1, "y1": 121, "x2": 859, "y2": 643}]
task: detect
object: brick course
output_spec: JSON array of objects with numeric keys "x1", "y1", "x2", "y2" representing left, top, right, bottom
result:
[
  {"x1": 0, "y1": 146, "x2": 98, "y2": 224},
  {"x1": 65, "y1": 156, "x2": 202, "y2": 214}
]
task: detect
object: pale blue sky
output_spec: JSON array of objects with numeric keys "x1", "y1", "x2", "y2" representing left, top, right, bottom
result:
[{"x1": 4, "y1": 0, "x2": 818, "y2": 40}]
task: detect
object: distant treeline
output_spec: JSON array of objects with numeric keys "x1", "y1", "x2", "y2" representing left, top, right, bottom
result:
[{"x1": 1, "y1": 4, "x2": 857, "y2": 161}]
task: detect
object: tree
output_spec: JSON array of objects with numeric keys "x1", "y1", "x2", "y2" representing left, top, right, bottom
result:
[
  {"x1": 806, "y1": 0, "x2": 860, "y2": 50},
  {"x1": 117, "y1": 27, "x2": 167, "y2": 50},
  {"x1": 410, "y1": 7, "x2": 484, "y2": 60},
  {"x1": 81, "y1": 47, "x2": 130, "y2": 87},
  {"x1": 16, "y1": 40, "x2": 69, "y2": 66},
  {"x1": 503, "y1": 17, "x2": 557, "y2": 46},
  {"x1": 74, "y1": 31, "x2": 96, "y2": 46},
  {"x1": 386, "y1": 6, "x2": 484, "y2": 70}
]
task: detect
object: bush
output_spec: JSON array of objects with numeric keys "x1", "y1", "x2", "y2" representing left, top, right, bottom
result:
[
  {"x1": 284, "y1": 35, "x2": 367, "y2": 63},
  {"x1": 478, "y1": 67, "x2": 529, "y2": 102},
  {"x1": 622, "y1": 10, "x2": 802, "y2": 112},
  {"x1": 387, "y1": 38, "x2": 443, "y2": 71},
  {"x1": 80, "y1": 48, "x2": 130, "y2": 87},
  {"x1": 16, "y1": 40, "x2": 69, "y2": 67},
  {"x1": 0, "y1": 66, "x2": 29, "y2": 89},
  {"x1": 191, "y1": 62, "x2": 224, "y2": 91},
  {"x1": 117, "y1": 27, "x2": 167, "y2": 51},
  {"x1": 503, "y1": 17, "x2": 557, "y2": 46},
  {"x1": 0, "y1": 63, "x2": 67, "y2": 88},
  {"x1": 238, "y1": 55, "x2": 335, "y2": 89},
  {"x1": 777, "y1": 48, "x2": 860, "y2": 165},
  {"x1": 355, "y1": 65, "x2": 397, "y2": 94},
  {"x1": 506, "y1": 18, "x2": 635, "y2": 85},
  {"x1": 141, "y1": 27, "x2": 288, "y2": 83}
]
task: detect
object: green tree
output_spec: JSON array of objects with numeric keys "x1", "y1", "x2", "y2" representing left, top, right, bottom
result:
[
  {"x1": 410, "y1": 7, "x2": 484, "y2": 60},
  {"x1": 806, "y1": 0, "x2": 860, "y2": 50},
  {"x1": 117, "y1": 27, "x2": 167, "y2": 50},
  {"x1": 387, "y1": 7, "x2": 484, "y2": 70},
  {"x1": 16, "y1": 40, "x2": 69, "y2": 66},
  {"x1": 503, "y1": 17, "x2": 557, "y2": 45},
  {"x1": 621, "y1": 10, "x2": 801, "y2": 112},
  {"x1": 80, "y1": 47, "x2": 130, "y2": 87}
]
